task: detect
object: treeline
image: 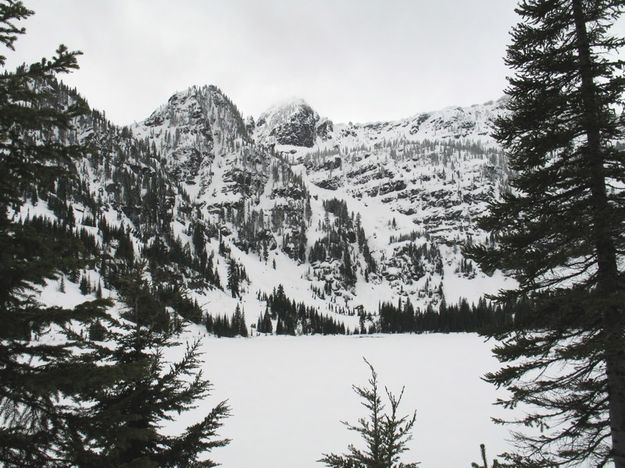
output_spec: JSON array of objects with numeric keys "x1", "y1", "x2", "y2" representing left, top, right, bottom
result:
[
  {"x1": 257, "y1": 284, "x2": 348, "y2": 335},
  {"x1": 29, "y1": 208, "x2": 248, "y2": 338},
  {"x1": 205, "y1": 304, "x2": 249, "y2": 337},
  {"x1": 379, "y1": 297, "x2": 515, "y2": 334}
]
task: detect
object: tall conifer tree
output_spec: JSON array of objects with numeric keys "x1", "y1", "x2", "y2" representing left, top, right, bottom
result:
[
  {"x1": 0, "y1": 1, "x2": 110, "y2": 464},
  {"x1": 227, "y1": 258, "x2": 239, "y2": 298},
  {"x1": 468, "y1": 1, "x2": 625, "y2": 466}
]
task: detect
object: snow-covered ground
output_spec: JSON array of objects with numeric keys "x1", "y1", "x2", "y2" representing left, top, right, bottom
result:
[{"x1": 165, "y1": 333, "x2": 513, "y2": 467}]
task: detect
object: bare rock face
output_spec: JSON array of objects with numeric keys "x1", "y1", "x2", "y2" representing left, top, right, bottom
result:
[
  {"x1": 316, "y1": 118, "x2": 333, "y2": 140},
  {"x1": 272, "y1": 106, "x2": 316, "y2": 146},
  {"x1": 134, "y1": 84, "x2": 268, "y2": 203},
  {"x1": 256, "y1": 99, "x2": 333, "y2": 148}
]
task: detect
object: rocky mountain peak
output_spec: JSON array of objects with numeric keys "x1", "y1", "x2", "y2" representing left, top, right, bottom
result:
[
  {"x1": 142, "y1": 85, "x2": 247, "y2": 139},
  {"x1": 132, "y1": 84, "x2": 257, "y2": 196},
  {"x1": 255, "y1": 98, "x2": 332, "y2": 148}
]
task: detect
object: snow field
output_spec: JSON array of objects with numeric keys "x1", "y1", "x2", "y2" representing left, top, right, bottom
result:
[{"x1": 164, "y1": 333, "x2": 513, "y2": 467}]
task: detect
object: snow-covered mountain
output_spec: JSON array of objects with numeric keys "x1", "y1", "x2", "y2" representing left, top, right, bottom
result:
[
  {"x1": 133, "y1": 85, "x2": 266, "y2": 204},
  {"x1": 29, "y1": 81, "x2": 515, "y2": 336},
  {"x1": 248, "y1": 97, "x2": 513, "y2": 317}
]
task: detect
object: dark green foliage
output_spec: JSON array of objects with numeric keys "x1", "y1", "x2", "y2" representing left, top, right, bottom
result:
[
  {"x1": 68, "y1": 266, "x2": 231, "y2": 467},
  {"x1": 88, "y1": 319, "x2": 106, "y2": 341},
  {"x1": 150, "y1": 281, "x2": 204, "y2": 325},
  {"x1": 261, "y1": 284, "x2": 348, "y2": 335},
  {"x1": 280, "y1": 218, "x2": 307, "y2": 263},
  {"x1": 79, "y1": 272, "x2": 91, "y2": 295},
  {"x1": 191, "y1": 221, "x2": 206, "y2": 257},
  {"x1": 204, "y1": 311, "x2": 248, "y2": 338},
  {"x1": 256, "y1": 306, "x2": 273, "y2": 334},
  {"x1": 319, "y1": 359, "x2": 418, "y2": 468},
  {"x1": 47, "y1": 195, "x2": 75, "y2": 227},
  {"x1": 323, "y1": 198, "x2": 349, "y2": 220},
  {"x1": 227, "y1": 258, "x2": 240, "y2": 298},
  {"x1": 309, "y1": 240, "x2": 327, "y2": 264},
  {"x1": 362, "y1": 242, "x2": 376, "y2": 276},
  {"x1": 268, "y1": 284, "x2": 296, "y2": 335},
  {"x1": 466, "y1": 1, "x2": 625, "y2": 466},
  {"x1": 115, "y1": 227, "x2": 135, "y2": 264},
  {"x1": 0, "y1": 2, "x2": 111, "y2": 464},
  {"x1": 341, "y1": 245, "x2": 356, "y2": 286},
  {"x1": 232, "y1": 303, "x2": 248, "y2": 337},
  {"x1": 378, "y1": 297, "x2": 513, "y2": 334}
]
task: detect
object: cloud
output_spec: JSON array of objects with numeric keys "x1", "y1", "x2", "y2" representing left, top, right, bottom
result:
[{"x1": 7, "y1": 0, "x2": 520, "y2": 125}]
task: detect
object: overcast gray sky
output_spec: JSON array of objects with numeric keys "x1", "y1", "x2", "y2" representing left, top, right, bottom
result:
[{"x1": 7, "y1": 1, "x2": 521, "y2": 125}]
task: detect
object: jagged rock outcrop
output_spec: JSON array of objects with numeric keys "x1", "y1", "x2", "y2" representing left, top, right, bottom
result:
[
  {"x1": 133, "y1": 85, "x2": 268, "y2": 208},
  {"x1": 255, "y1": 99, "x2": 333, "y2": 148}
]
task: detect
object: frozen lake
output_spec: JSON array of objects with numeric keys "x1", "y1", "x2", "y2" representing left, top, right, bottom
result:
[{"x1": 166, "y1": 332, "x2": 512, "y2": 467}]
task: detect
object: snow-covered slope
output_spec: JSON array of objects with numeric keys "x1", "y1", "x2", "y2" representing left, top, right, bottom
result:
[
  {"x1": 29, "y1": 81, "x2": 515, "y2": 335},
  {"x1": 249, "y1": 97, "x2": 513, "y2": 311},
  {"x1": 130, "y1": 90, "x2": 513, "y2": 328}
]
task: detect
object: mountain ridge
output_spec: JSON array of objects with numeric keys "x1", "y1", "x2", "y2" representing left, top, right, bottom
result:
[{"x1": 26, "y1": 79, "x2": 515, "y2": 336}]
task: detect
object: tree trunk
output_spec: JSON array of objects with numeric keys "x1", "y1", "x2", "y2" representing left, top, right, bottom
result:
[{"x1": 571, "y1": 0, "x2": 625, "y2": 465}]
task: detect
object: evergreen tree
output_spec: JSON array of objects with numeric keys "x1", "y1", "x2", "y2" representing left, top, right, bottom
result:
[
  {"x1": 467, "y1": 1, "x2": 625, "y2": 466},
  {"x1": 227, "y1": 258, "x2": 239, "y2": 298},
  {"x1": 275, "y1": 317, "x2": 285, "y2": 335},
  {"x1": 319, "y1": 359, "x2": 418, "y2": 468},
  {"x1": 0, "y1": 2, "x2": 108, "y2": 464},
  {"x1": 232, "y1": 303, "x2": 248, "y2": 337},
  {"x1": 69, "y1": 266, "x2": 231, "y2": 466},
  {"x1": 341, "y1": 245, "x2": 356, "y2": 287},
  {"x1": 79, "y1": 272, "x2": 91, "y2": 295},
  {"x1": 256, "y1": 306, "x2": 273, "y2": 334}
]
